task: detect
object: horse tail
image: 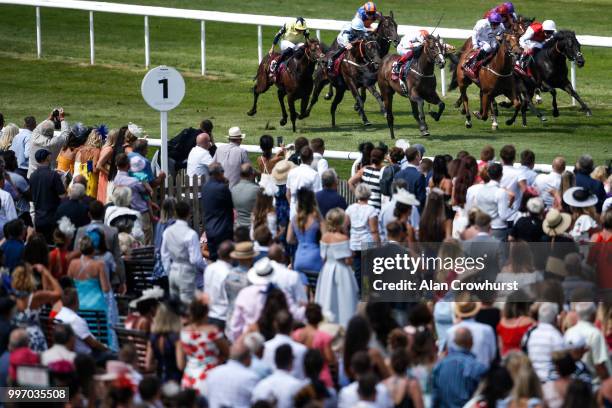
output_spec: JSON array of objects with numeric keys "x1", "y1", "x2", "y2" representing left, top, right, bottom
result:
[{"x1": 448, "y1": 52, "x2": 460, "y2": 91}]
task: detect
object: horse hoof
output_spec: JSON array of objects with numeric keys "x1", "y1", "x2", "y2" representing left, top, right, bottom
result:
[
  {"x1": 280, "y1": 118, "x2": 287, "y2": 126},
  {"x1": 429, "y1": 112, "x2": 441, "y2": 122},
  {"x1": 420, "y1": 130, "x2": 430, "y2": 137},
  {"x1": 465, "y1": 121, "x2": 472, "y2": 129},
  {"x1": 324, "y1": 93, "x2": 333, "y2": 100},
  {"x1": 505, "y1": 119, "x2": 514, "y2": 126},
  {"x1": 473, "y1": 111, "x2": 482, "y2": 120},
  {"x1": 586, "y1": 110, "x2": 593, "y2": 117},
  {"x1": 246, "y1": 109, "x2": 256, "y2": 116},
  {"x1": 535, "y1": 96, "x2": 543, "y2": 104},
  {"x1": 492, "y1": 124, "x2": 498, "y2": 131},
  {"x1": 298, "y1": 112, "x2": 309, "y2": 120},
  {"x1": 364, "y1": 121, "x2": 372, "y2": 127},
  {"x1": 553, "y1": 110, "x2": 560, "y2": 118},
  {"x1": 540, "y1": 116, "x2": 548, "y2": 122}
]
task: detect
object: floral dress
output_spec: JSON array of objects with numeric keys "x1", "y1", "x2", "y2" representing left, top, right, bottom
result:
[
  {"x1": 13, "y1": 294, "x2": 47, "y2": 352},
  {"x1": 180, "y1": 327, "x2": 223, "y2": 395}
]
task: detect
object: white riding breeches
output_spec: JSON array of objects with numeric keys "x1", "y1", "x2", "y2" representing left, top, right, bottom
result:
[
  {"x1": 521, "y1": 39, "x2": 543, "y2": 51},
  {"x1": 280, "y1": 40, "x2": 303, "y2": 52}
]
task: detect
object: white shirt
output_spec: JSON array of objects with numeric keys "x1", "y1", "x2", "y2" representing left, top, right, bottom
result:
[
  {"x1": 270, "y1": 260, "x2": 308, "y2": 307},
  {"x1": 465, "y1": 183, "x2": 484, "y2": 212},
  {"x1": 346, "y1": 203, "x2": 379, "y2": 251},
  {"x1": 286, "y1": 163, "x2": 322, "y2": 218},
  {"x1": 501, "y1": 164, "x2": 522, "y2": 222},
  {"x1": 55, "y1": 307, "x2": 93, "y2": 354},
  {"x1": 446, "y1": 319, "x2": 497, "y2": 369},
  {"x1": 338, "y1": 381, "x2": 393, "y2": 408},
  {"x1": 203, "y1": 260, "x2": 233, "y2": 321},
  {"x1": 251, "y1": 369, "x2": 304, "y2": 408},
  {"x1": 41, "y1": 344, "x2": 76, "y2": 366},
  {"x1": 518, "y1": 165, "x2": 538, "y2": 187},
  {"x1": 186, "y1": 145, "x2": 213, "y2": 178},
  {"x1": 205, "y1": 360, "x2": 259, "y2": 408},
  {"x1": 397, "y1": 31, "x2": 426, "y2": 54},
  {"x1": 263, "y1": 334, "x2": 307, "y2": 379},
  {"x1": 474, "y1": 180, "x2": 510, "y2": 229},
  {"x1": 161, "y1": 219, "x2": 207, "y2": 273},
  {"x1": 311, "y1": 152, "x2": 329, "y2": 176},
  {"x1": 472, "y1": 18, "x2": 504, "y2": 51},
  {"x1": 0, "y1": 189, "x2": 17, "y2": 236},
  {"x1": 526, "y1": 322, "x2": 564, "y2": 382},
  {"x1": 533, "y1": 171, "x2": 562, "y2": 209},
  {"x1": 564, "y1": 320, "x2": 612, "y2": 384}
]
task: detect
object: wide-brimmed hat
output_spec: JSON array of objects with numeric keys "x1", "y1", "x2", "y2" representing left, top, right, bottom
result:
[
  {"x1": 563, "y1": 187, "x2": 598, "y2": 208},
  {"x1": 526, "y1": 197, "x2": 545, "y2": 214},
  {"x1": 454, "y1": 301, "x2": 481, "y2": 319},
  {"x1": 247, "y1": 258, "x2": 276, "y2": 285},
  {"x1": 271, "y1": 160, "x2": 296, "y2": 185},
  {"x1": 230, "y1": 241, "x2": 259, "y2": 260},
  {"x1": 542, "y1": 209, "x2": 572, "y2": 237},
  {"x1": 394, "y1": 189, "x2": 420, "y2": 206},
  {"x1": 94, "y1": 360, "x2": 132, "y2": 381},
  {"x1": 227, "y1": 126, "x2": 246, "y2": 140},
  {"x1": 129, "y1": 286, "x2": 164, "y2": 309}
]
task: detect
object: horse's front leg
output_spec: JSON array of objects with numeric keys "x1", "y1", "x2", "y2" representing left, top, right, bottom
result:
[
  {"x1": 347, "y1": 80, "x2": 370, "y2": 126},
  {"x1": 562, "y1": 83, "x2": 592, "y2": 117},
  {"x1": 427, "y1": 92, "x2": 445, "y2": 122},
  {"x1": 460, "y1": 86, "x2": 472, "y2": 128},
  {"x1": 381, "y1": 85, "x2": 395, "y2": 138},
  {"x1": 354, "y1": 87, "x2": 367, "y2": 111},
  {"x1": 367, "y1": 85, "x2": 386, "y2": 115},
  {"x1": 278, "y1": 89, "x2": 288, "y2": 126},
  {"x1": 306, "y1": 74, "x2": 328, "y2": 117},
  {"x1": 474, "y1": 91, "x2": 490, "y2": 122},
  {"x1": 414, "y1": 97, "x2": 430, "y2": 136},
  {"x1": 299, "y1": 85, "x2": 313, "y2": 120},
  {"x1": 287, "y1": 95, "x2": 298, "y2": 132},
  {"x1": 550, "y1": 89, "x2": 559, "y2": 117}
]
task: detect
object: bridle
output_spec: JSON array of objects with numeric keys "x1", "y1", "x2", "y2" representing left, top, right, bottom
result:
[
  {"x1": 304, "y1": 40, "x2": 322, "y2": 62},
  {"x1": 553, "y1": 38, "x2": 581, "y2": 62},
  {"x1": 356, "y1": 40, "x2": 380, "y2": 67},
  {"x1": 374, "y1": 16, "x2": 399, "y2": 45}
]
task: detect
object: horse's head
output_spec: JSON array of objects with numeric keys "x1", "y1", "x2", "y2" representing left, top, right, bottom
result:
[
  {"x1": 305, "y1": 38, "x2": 326, "y2": 62},
  {"x1": 554, "y1": 30, "x2": 584, "y2": 67},
  {"x1": 375, "y1": 11, "x2": 401, "y2": 46},
  {"x1": 503, "y1": 33, "x2": 522, "y2": 58},
  {"x1": 424, "y1": 35, "x2": 446, "y2": 68},
  {"x1": 354, "y1": 39, "x2": 382, "y2": 70}
]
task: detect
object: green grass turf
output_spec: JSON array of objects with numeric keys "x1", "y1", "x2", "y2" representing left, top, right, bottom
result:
[{"x1": 0, "y1": 0, "x2": 610, "y2": 179}]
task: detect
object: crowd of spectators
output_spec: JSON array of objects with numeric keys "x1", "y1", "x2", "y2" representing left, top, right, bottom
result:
[{"x1": 0, "y1": 109, "x2": 611, "y2": 407}]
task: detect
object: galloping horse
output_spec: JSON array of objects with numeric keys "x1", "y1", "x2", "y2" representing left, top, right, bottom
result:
[
  {"x1": 316, "y1": 14, "x2": 399, "y2": 111},
  {"x1": 247, "y1": 38, "x2": 325, "y2": 132},
  {"x1": 517, "y1": 30, "x2": 592, "y2": 123},
  {"x1": 450, "y1": 33, "x2": 523, "y2": 129},
  {"x1": 377, "y1": 35, "x2": 447, "y2": 138},
  {"x1": 306, "y1": 39, "x2": 381, "y2": 127}
]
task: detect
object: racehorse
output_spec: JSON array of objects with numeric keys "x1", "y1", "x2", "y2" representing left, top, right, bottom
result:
[
  {"x1": 516, "y1": 30, "x2": 592, "y2": 124},
  {"x1": 306, "y1": 39, "x2": 381, "y2": 127},
  {"x1": 247, "y1": 38, "x2": 325, "y2": 132},
  {"x1": 450, "y1": 33, "x2": 523, "y2": 129},
  {"x1": 377, "y1": 35, "x2": 446, "y2": 138},
  {"x1": 319, "y1": 14, "x2": 400, "y2": 110}
]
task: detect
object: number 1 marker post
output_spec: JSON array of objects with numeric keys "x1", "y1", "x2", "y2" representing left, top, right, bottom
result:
[{"x1": 141, "y1": 66, "x2": 185, "y2": 176}]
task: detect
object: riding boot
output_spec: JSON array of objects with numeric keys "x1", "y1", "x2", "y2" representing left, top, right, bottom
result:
[
  {"x1": 327, "y1": 47, "x2": 346, "y2": 73},
  {"x1": 514, "y1": 52, "x2": 529, "y2": 76},
  {"x1": 272, "y1": 48, "x2": 294, "y2": 75},
  {"x1": 392, "y1": 52, "x2": 411, "y2": 81}
]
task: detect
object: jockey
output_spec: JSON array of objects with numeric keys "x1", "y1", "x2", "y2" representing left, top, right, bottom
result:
[
  {"x1": 269, "y1": 17, "x2": 310, "y2": 74},
  {"x1": 392, "y1": 29, "x2": 429, "y2": 83},
  {"x1": 504, "y1": 2, "x2": 518, "y2": 22},
  {"x1": 515, "y1": 19, "x2": 557, "y2": 75},
  {"x1": 327, "y1": 18, "x2": 368, "y2": 72},
  {"x1": 354, "y1": 2, "x2": 381, "y2": 32},
  {"x1": 484, "y1": 3, "x2": 515, "y2": 29},
  {"x1": 463, "y1": 12, "x2": 505, "y2": 79}
]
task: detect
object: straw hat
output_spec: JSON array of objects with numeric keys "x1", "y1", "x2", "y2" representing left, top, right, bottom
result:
[
  {"x1": 394, "y1": 189, "x2": 420, "y2": 206},
  {"x1": 227, "y1": 126, "x2": 246, "y2": 140},
  {"x1": 454, "y1": 301, "x2": 481, "y2": 319},
  {"x1": 526, "y1": 197, "x2": 545, "y2": 214},
  {"x1": 563, "y1": 187, "x2": 598, "y2": 208},
  {"x1": 129, "y1": 286, "x2": 164, "y2": 309},
  {"x1": 247, "y1": 258, "x2": 276, "y2": 285},
  {"x1": 271, "y1": 160, "x2": 296, "y2": 185},
  {"x1": 542, "y1": 209, "x2": 572, "y2": 237},
  {"x1": 230, "y1": 241, "x2": 259, "y2": 260}
]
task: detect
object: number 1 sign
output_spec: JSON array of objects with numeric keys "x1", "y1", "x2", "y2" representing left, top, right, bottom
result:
[{"x1": 141, "y1": 66, "x2": 185, "y2": 176}]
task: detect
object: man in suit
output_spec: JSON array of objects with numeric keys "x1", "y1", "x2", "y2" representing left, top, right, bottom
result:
[
  {"x1": 201, "y1": 163, "x2": 235, "y2": 261},
  {"x1": 74, "y1": 200, "x2": 126, "y2": 294},
  {"x1": 574, "y1": 154, "x2": 606, "y2": 213},
  {"x1": 393, "y1": 147, "x2": 426, "y2": 212}
]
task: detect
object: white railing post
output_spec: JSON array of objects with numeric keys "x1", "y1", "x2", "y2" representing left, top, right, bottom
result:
[
  {"x1": 316, "y1": 29, "x2": 321, "y2": 40},
  {"x1": 440, "y1": 67, "x2": 446, "y2": 97},
  {"x1": 257, "y1": 25, "x2": 263, "y2": 63},
  {"x1": 89, "y1": 11, "x2": 95, "y2": 65},
  {"x1": 200, "y1": 20, "x2": 206, "y2": 75},
  {"x1": 36, "y1": 6, "x2": 41, "y2": 58},
  {"x1": 144, "y1": 16, "x2": 150, "y2": 68},
  {"x1": 571, "y1": 61, "x2": 577, "y2": 106}
]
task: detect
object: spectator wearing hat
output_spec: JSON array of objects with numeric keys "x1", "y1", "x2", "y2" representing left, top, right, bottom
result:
[
  {"x1": 11, "y1": 116, "x2": 36, "y2": 178},
  {"x1": 510, "y1": 197, "x2": 545, "y2": 242},
  {"x1": 186, "y1": 132, "x2": 213, "y2": 180},
  {"x1": 286, "y1": 146, "x2": 322, "y2": 220},
  {"x1": 445, "y1": 299, "x2": 496, "y2": 369},
  {"x1": 271, "y1": 160, "x2": 296, "y2": 241},
  {"x1": 231, "y1": 163, "x2": 260, "y2": 228},
  {"x1": 27, "y1": 109, "x2": 70, "y2": 177},
  {"x1": 161, "y1": 201, "x2": 206, "y2": 304},
  {"x1": 316, "y1": 169, "x2": 347, "y2": 218},
  {"x1": 563, "y1": 187, "x2": 599, "y2": 243},
  {"x1": 394, "y1": 147, "x2": 426, "y2": 212},
  {"x1": 201, "y1": 163, "x2": 234, "y2": 261},
  {"x1": 125, "y1": 286, "x2": 164, "y2": 333},
  {"x1": 225, "y1": 241, "x2": 258, "y2": 327},
  {"x1": 30, "y1": 148, "x2": 66, "y2": 242},
  {"x1": 55, "y1": 183, "x2": 90, "y2": 229},
  {"x1": 212, "y1": 126, "x2": 250, "y2": 187},
  {"x1": 574, "y1": 154, "x2": 606, "y2": 213},
  {"x1": 525, "y1": 302, "x2": 565, "y2": 382},
  {"x1": 564, "y1": 302, "x2": 611, "y2": 384},
  {"x1": 534, "y1": 157, "x2": 566, "y2": 209}
]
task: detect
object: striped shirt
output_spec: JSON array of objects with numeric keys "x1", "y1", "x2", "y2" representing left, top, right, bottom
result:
[
  {"x1": 525, "y1": 322, "x2": 564, "y2": 382},
  {"x1": 362, "y1": 166, "x2": 383, "y2": 209}
]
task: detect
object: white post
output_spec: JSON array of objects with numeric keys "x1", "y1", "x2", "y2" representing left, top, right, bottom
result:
[
  {"x1": 316, "y1": 29, "x2": 321, "y2": 40},
  {"x1": 440, "y1": 67, "x2": 446, "y2": 97},
  {"x1": 200, "y1": 20, "x2": 206, "y2": 76},
  {"x1": 36, "y1": 7, "x2": 41, "y2": 58},
  {"x1": 160, "y1": 111, "x2": 168, "y2": 176},
  {"x1": 89, "y1": 11, "x2": 95, "y2": 65},
  {"x1": 257, "y1": 25, "x2": 263, "y2": 63},
  {"x1": 144, "y1": 16, "x2": 150, "y2": 68},
  {"x1": 571, "y1": 61, "x2": 577, "y2": 106}
]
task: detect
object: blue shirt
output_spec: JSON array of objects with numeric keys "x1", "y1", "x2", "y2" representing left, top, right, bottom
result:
[
  {"x1": 394, "y1": 165, "x2": 427, "y2": 211},
  {"x1": 432, "y1": 349, "x2": 487, "y2": 408},
  {"x1": 316, "y1": 188, "x2": 348, "y2": 217},
  {"x1": 0, "y1": 239, "x2": 24, "y2": 273},
  {"x1": 10, "y1": 129, "x2": 32, "y2": 170}
]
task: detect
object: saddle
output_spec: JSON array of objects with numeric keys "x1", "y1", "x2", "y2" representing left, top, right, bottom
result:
[
  {"x1": 330, "y1": 50, "x2": 346, "y2": 78},
  {"x1": 269, "y1": 55, "x2": 288, "y2": 81}
]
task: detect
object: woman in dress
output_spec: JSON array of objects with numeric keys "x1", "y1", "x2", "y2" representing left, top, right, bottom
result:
[
  {"x1": 349, "y1": 148, "x2": 386, "y2": 211},
  {"x1": 96, "y1": 128, "x2": 123, "y2": 203},
  {"x1": 251, "y1": 188, "x2": 278, "y2": 240},
  {"x1": 315, "y1": 208, "x2": 358, "y2": 327},
  {"x1": 12, "y1": 263, "x2": 62, "y2": 352},
  {"x1": 451, "y1": 155, "x2": 478, "y2": 238},
  {"x1": 287, "y1": 188, "x2": 324, "y2": 286},
  {"x1": 257, "y1": 134, "x2": 284, "y2": 175},
  {"x1": 419, "y1": 189, "x2": 452, "y2": 242},
  {"x1": 271, "y1": 160, "x2": 296, "y2": 254},
  {"x1": 177, "y1": 298, "x2": 229, "y2": 395},
  {"x1": 145, "y1": 302, "x2": 183, "y2": 383},
  {"x1": 74, "y1": 126, "x2": 104, "y2": 199},
  {"x1": 497, "y1": 299, "x2": 535, "y2": 357},
  {"x1": 383, "y1": 349, "x2": 424, "y2": 408},
  {"x1": 56, "y1": 131, "x2": 82, "y2": 174}
]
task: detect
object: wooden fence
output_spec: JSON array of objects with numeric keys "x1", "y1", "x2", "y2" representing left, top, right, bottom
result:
[{"x1": 154, "y1": 170, "x2": 356, "y2": 234}]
